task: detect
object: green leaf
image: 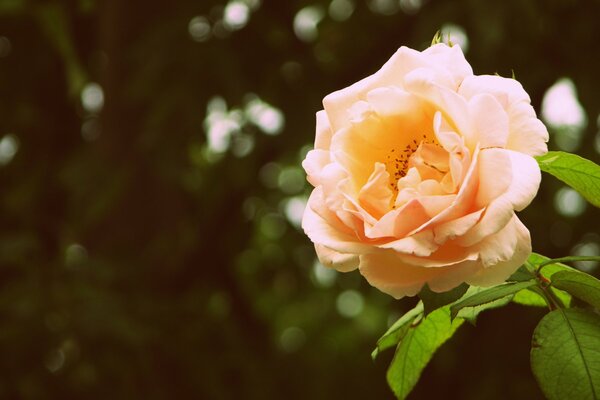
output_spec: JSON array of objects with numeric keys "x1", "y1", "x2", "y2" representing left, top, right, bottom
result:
[
  {"x1": 386, "y1": 306, "x2": 463, "y2": 400},
  {"x1": 527, "y1": 253, "x2": 577, "y2": 277},
  {"x1": 454, "y1": 286, "x2": 513, "y2": 324},
  {"x1": 372, "y1": 302, "x2": 423, "y2": 360},
  {"x1": 512, "y1": 287, "x2": 547, "y2": 307},
  {"x1": 508, "y1": 265, "x2": 536, "y2": 282},
  {"x1": 552, "y1": 270, "x2": 600, "y2": 309},
  {"x1": 418, "y1": 283, "x2": 468, "y2": 316},
  {"x1": 450, "y1": 280, "x2": 536, "y2": 320},
  {"x1": 512, "y1": 285, "x2": 572, "y2": 308},
  {"x1": 531, "y1": 308, "x2": 600, "y2": 400},
  {"x1": 536, "y1": 151, "x2": 600, "y2": 208}
]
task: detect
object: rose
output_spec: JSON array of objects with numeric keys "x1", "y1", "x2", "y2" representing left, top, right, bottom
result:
[{"x1": 302, "y1": 43, "x2": 548, "y2": 299}]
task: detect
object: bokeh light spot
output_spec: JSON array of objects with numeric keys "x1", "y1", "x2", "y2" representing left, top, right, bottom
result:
[
  {"x1": 572, "y1": 235, "x2": 600, "y2": 272},
  {"x1": 541, "y1": 78, "x2": 587, "y2": 151},
  {"x1": 188, "y1": 16, "x2": 211, "y2": 42},
  {"x1": 260, "y1": 213, "x2": 287, "y2": 239},
  {"x1": 231, "y1": 132, "x2": 255, "y2": 157},
  {"x1": 312, "y1": 260, "x2": 337, "y2": 287},
  {"x1": 368, "y1": 0, "x2": 399, "y2": 16},
  {"x1": 65, "y1": 243, "x2": 88, "y2": 268},
  {"x1": 223, "y1": 1, "x2": 250, "y2": 31},
  {"x1": 259, "y1": 162, "x2": 282, "y2": 188},
  {"x1": 0, "y1": 134, "x2": 19, "y2": 166},
  {"x1": 245, "y1": 96, "x2": 285, "y2": 135},
  {"x1": 81, "y1": 82, "x2": 104, "y2": 114},
  {"x1": 279, "y1": 327, "x2": 306, "y2": 353},
  {"x1": 278, "y1": 166, "x2": 306, "y2": 194},
  {"x1": 45, "y1": 349, "x2": 66, "y2": 373},
  {"x1": 336, "y1": 290, "x2": 364, "y2": 318},
  {"x1": 329, "y1": 0, "x2": 354, "y2": 21},
  {"x1": 399, "y1": 0, "x2": 422, "y2": 14},
  {"x1": 554, "y1": 187, "x2": 586, "y2": 217},
  {"x1": 294, "y1": 6, "x2": 325, "y2": 42},
  {"x1": 0, "y1": 36, "x2": 11, "y2": 57},
  {"x1": 441, "y1": 23, "x2": 469, "y2": 52},
  {"x1": 282, "y1": 196, "x2": 307, "y2": 228}
]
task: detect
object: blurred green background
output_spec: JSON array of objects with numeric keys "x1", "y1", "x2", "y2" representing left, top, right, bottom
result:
[{"x1": 0, "y1": 0, "x2": 599, "y2": 399}]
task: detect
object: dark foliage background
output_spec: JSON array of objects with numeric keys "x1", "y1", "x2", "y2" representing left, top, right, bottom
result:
[{"x1": 0, "y1": 0, "x2": 599, "y2": 399}]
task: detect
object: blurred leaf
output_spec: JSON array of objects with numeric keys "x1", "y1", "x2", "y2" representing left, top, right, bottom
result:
[
  {"x1": 386, "y1": 306, "x2": 463, "y2": 400},
  {"x1": 536, "y1": 151, "x2": 600, "y2": 208},
  {"x1": 455, "y1": 286, "x2": 513, "y2": 324},
  {"x1": 418, "y1": 283, "x2": 468, "y2": 316},
  {"x1": 531, "y1": 308, "x2": 600, "y2": 400},
  {"x1": 450, "y1": 281, "x2": 536, "y2": 319},
  {"x1": 372, "y1": 302, "x2": 423, "y2": 360},
  {"x1": 33, "y1": 3, "x2": 87, "y2": 97},
  {"x1": 552, "y1": 270, "x2": 600, "y2": 309},
  {"x1": 0, "y1": 0, "x2": 24, "y2": 15}
]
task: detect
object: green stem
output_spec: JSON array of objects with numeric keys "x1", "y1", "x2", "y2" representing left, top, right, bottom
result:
[
  {"x1": 537, "y1": 256, "x2": 600, "y2": 273},
  {"x1": 532, "y1": 264, "x2": 566, "y2": 310}
]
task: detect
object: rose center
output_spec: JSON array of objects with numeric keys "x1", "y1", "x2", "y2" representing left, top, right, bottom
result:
[{"x1": 384, "y1": 133, "x2": 441, "y2": 196}]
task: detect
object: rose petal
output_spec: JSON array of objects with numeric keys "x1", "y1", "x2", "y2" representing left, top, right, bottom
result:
[
  {"x1": 404, "y1": 69, "x2": 472, "y2": 145},
  {"x1": 433, "y1": 208, "x2": 485, "y2": 245},
  {"x1": 407, "y1": 146, "x2": 480, "y2": 236},
  {"x1": 422, "y1": 43, "x2": 473, "y2": 89},
  {"x1": 359, "y1": 250, "x2": 478, "y2": 299},
  {"x1": 302, "y1": 149, "x2": 330, "y2": 187},
  {"x1": 469, "y1": 93, "x2": 509, "y2": 149},
  {"x1": 303, "y1": 188, "x2": 375, "y2": 254},
  {"x1": 466, "y1": 216, "x2": 531, "y2": 286},
  {"x1": 323, "y1": 47, "x2": 430, "y2": 131},
  {"x1": 457, "y1": 149, "x2": 541, "y2": 246},
  {"x1": 477, "y1": 214, "x2": 528, "y2": 267},
  {"x1": 458, "y1": 75, "x2": 530, "y2": 105},
  {"x1": 315, "y1": 243, "x2": 360, "y2": 272},
  {"x1": 358, "y1": 162, "x2": 393, "y2": 219},
  {"x1": 365, "y1": 198, "x2": 430, "y2": 239},
  {"x1": 506, "y1": 101, "x2": 549, "y2": 157},
  {"x1": 474, "y1": 148, "x2": 512, "y2": 209},
  {"x1": 315, "y1": 110, "x2": 333, "y2": 150}
]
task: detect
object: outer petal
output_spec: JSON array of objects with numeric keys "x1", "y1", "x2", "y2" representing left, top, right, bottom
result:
[
  {"x1": 458, "y1": 74, "x2": 530, "y2": 105},
  {"x1": 432, "y1": 208, "x2": 485, "y2": 245},
  {"x1": 458, "y1": 75, "x2": 548, "y2": 157},
  {"x1": 422, "y1": 43, "x2": 473, "y2": 89},
  {"x1": 473, "y1": 148, "x2": 512, "y2": 209},
  {"x1": 359, "y1": 250, "x2": 478, "y2": 299},
  {"x1": 469, "y1": 93, "x2": 509, "y2": 149},
  {"x1": 314, "y1": 243, "x2": 359, "y2": 272},
  {"x1": 302, "y1": 149, "x2": 330, "y2": 187},
  {"x1": 457, "y1": 149, "x2": 541, "y2": 247},
  {"x1": 477, "y1": 214, "x2": 529, "y2": 267},
  {"x1": 466, "y1": 216, "x2": 531, "y2": 286},
  {"x1": 506, "y1": 101, "x2": 549, "y2": 156},
  {"x1": 315, "y1": 110, "x2": 333, "y2": 150},
  {"x1": 323, "y1": 47, "x2": 429, "y2": 131},
  {"x1": 303, "y1": 188, "x2": 371, "y2": 253}
]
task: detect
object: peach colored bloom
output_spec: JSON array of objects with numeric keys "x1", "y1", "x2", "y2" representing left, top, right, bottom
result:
[{"x1": 302, "y1": 43, "x2": 548, "y2": 298}]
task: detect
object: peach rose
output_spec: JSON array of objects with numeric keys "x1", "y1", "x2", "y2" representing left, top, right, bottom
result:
[{"x1": 302, "y1": 43, "x2": 548, "y2": 299}]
